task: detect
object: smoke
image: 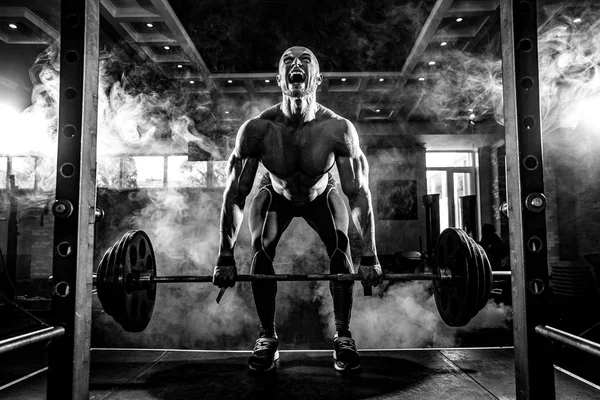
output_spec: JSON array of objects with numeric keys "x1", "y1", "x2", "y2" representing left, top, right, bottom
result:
[
  {"x1": 410, "y1": 1, "x2": 600, "y2": 136},
  {"x1": 314, "y1": 279, "x2": 511, "y2": 349}
]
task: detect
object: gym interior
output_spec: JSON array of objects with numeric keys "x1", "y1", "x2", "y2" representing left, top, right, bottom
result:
[{"x1": 0, "y1": 0, "x2": 599, "y2": 399}]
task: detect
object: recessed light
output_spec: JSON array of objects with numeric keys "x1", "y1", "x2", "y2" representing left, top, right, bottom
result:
[
  {"x1": 418, "y1": 77, "x2": 425, "y2": 81},
  {"x1": 146, "y1": 23, "x2": 154, "y2": 28},
  {"x1": 441, "y1": 41, "x2": 447, "y2": 46},
  {"x1": 163, "y1": 46, "x2": 170, "y2": 50},
  {"x1": 189, "y1": 80, "x2": 195, "y2": 84},
  {"x1": 456, "y1": 17, "x2": 463, "y2": 22},
  {"x1": 428, "y1": 61, "x2": 436, "y2": 66},
  {"x1": 177, "y1": 64, "x2": 183, "y2": 68},
  {"x1": 341, "y1": 78, "x2": 347, "y2": 82},
  {"x1": 375, "y1": 109, "x2": 380, "y2": 113},
  {"x1": 574, "y1": 18, "x2": 582, "y2": 23},
  {"x1": 378, "y1": 78, "x2": 384, "y2": 82},
  {"x1": 227, "y1": 80, "x2": 233, "y2": 83},
  {"x1": 8, "y1": 23, "x2": 17, "y2": 29},
  {"x1": 265, "y1": 79, "x2": 270, "y2": 83}
]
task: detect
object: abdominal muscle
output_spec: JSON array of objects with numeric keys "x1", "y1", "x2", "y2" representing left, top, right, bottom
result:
[{"x1": 269, "y1": 172, "x2": 329, "y2": 205}]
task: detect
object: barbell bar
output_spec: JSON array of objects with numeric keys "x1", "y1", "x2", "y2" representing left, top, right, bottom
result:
[
  {"x1": 87, "y1": 227, "x2": 510, "y2": 332},
  {"x1": 88, "y1": 271, "x2": 511, "y2": 284}
]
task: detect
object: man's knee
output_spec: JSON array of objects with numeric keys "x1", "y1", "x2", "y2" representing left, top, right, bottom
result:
[
  {"x1": 330, "y1": 247, "x2": 353, "y2": 274},
  {"x1": 251, "y1": 249, "x2": 275, "y2": 274}
]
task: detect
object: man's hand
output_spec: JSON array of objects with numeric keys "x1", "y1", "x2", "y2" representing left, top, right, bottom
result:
[
  {"x1": 213, "y1": 259, "x2": 237, "y2": 288},
  {"x1": 358, "y1": 256, "x2": 383, "y2": 288}
]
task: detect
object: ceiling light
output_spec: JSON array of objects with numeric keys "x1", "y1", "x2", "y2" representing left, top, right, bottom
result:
[
  {"x1": 378, "y1": 78, "x2": 384, "y2": 82},
  {"x1": 189, "y1": 80, "x2": 195, "y2": 84},
  {"x1": 8, "y1": 23, "x2": 17, "y2": 29},
  {"x1": 177, "y1": 64, "x2": 183, "y2": 68},
  {"x1": 375, "y1": 109, "x2": 380, "y2": 113},
  {"x1": 163, "y1": 45, "x2": 170, "y2": 50},
  {"x1": 227, "y1": 80, "x2": 233, "y2": 83},
  {"x1": 440, "y1": 41, "x2": 447, "y2": 46},
  {"x1": 428, "y1": 61, "x2": 436, "y2": 66},
  {"x1": 418, "y1": 77, "x2": 425, "y2": 81},
  {"x1": 265, "y1": 79, "x2": 270, "y2": 83},
  {"x1": 341, "y1": 78, "x2": 347, "y2": 82},
  {"x1": 146, "y1": 23, "x2": 154, "y2": 28},
  {"x1": 574, "y1": 18, "x2": 582, "y2": 23},
  {"x1": 225, "y1": 111, "x2": 230, "y2": 114},
  {"x1": 456, "y1": 17, "x2": 463, "y2": 22}
]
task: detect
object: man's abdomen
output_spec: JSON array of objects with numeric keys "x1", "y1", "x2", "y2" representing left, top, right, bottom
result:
[{"x1": 268, "y1": 172, "x2": 329, "y2": 205}]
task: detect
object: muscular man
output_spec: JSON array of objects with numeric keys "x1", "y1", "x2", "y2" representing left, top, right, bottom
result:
[{"x1": 213, "y1": 46, "x2": 383, "y2": 372}]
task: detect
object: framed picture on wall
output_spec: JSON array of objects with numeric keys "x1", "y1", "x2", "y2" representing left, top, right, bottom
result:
[{"x1": 377, "y1": 179, "x2": 418, "y2": 220}]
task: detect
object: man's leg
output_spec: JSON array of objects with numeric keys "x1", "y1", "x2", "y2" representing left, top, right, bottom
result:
[
  {"x1": 247, "y1": 179, "x2": 293, "y2": 370},
  {"x1": 304, "y1": 181, "x2": 359, "y2": 371}
]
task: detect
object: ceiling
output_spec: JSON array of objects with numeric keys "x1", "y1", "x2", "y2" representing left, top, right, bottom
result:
[{"x1": 0, "y1": 0, "x2": 503, "y2": 126}]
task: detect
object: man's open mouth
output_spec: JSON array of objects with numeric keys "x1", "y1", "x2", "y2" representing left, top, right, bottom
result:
[{"x1": 288, "y1": 71, "x2": 306, "y2": 84}]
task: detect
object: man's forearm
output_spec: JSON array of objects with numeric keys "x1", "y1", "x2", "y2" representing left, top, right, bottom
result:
[
  {"x1": 349, "y1": 187, "x2": 377, "y2": 258},
  {"x1": 219, "y1": 196, "x2": 245, "y2": 256}
]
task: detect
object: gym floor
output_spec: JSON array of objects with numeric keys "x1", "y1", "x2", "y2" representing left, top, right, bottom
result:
[{"x1": 0, "y1": 347, "x2": 599, "y2": 399}]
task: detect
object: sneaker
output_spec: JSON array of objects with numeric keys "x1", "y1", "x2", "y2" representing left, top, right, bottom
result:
[
  {"x1": 333, "y1": 334, "x2": 361, "y2": 371},
  {"x1": 248, "y1": 336, "x2": 279, "y2": 372}
]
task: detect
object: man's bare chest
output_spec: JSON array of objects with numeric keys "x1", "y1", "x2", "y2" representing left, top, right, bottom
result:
[{"x1": 259, "y1": 125, "x2": 337, "y2": 177}]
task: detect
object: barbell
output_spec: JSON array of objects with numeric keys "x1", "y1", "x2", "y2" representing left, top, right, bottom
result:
[{"x1": 92, "y1": 227, "x2": 511, "y2": 332}]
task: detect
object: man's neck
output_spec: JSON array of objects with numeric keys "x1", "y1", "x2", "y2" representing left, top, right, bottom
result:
[{"x1": 280, "y1": 93, "x2": 318, "y2": 123}]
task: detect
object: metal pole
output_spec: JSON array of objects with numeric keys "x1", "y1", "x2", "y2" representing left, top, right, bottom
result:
[
  {"x1": 536, "y1": 325, "x2": 600, "y2": 359},
  {"x1": 0, "y1": 326, "x2": 65, "y2": 356},
  {"x1": 47, "y1": 0, "x2": 99, "y2": 398},
  {"x1": 148, "y1": 271, "x2": 512, "y2": 283},
  {"x1": 500, "y1": 0, "x2": 555, "y2": 399}
]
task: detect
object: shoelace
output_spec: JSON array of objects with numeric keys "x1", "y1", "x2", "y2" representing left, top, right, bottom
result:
[
  {"x1": 335, "y1": 337, "x2": 356, "y2": 352},
  {"x1": 254, "y1": 338, "x2": 276, "y2": 353}
]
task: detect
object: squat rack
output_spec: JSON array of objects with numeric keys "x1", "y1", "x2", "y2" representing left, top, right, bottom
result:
[{"x1": 0, "y1": 0, "x2": 599, "y2": 399}]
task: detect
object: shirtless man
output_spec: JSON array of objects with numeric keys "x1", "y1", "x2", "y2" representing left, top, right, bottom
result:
[{"x1": 213, "y1": 46, "x2": 383, "y2": 372}]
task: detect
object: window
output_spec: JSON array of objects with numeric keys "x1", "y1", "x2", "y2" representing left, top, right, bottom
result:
[
  {"x1": 426, "y1": 151, "x2": 477, "y2": 233},
  {"x1": 12, "y1": 156, "x2": 36, "y2": 189},
  {"x1": 95, "y1": 155, "x2": 226, "y2": 189},
  {"x1": 0, "y1": 157, "x2": 6, "y2": 189},
  {"x1": 167, "y1": 156, "x2": 207, "y2": 187}
]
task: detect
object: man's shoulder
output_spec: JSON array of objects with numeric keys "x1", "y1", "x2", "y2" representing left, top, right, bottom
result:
[
  {"x1": 315, "y1": 105, "x2": 354, "y2": 132},
  {"x1": 239, "y1": 106, "x2": 281, "y2": 134}
]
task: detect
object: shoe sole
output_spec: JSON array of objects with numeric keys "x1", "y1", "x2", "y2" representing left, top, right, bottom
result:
[
  {"x1": 248, "y1": 350, "x2": 279, "y2": 372},
  {"x1": 333, "y1": 350, "x2": 361, "y2": 371}
]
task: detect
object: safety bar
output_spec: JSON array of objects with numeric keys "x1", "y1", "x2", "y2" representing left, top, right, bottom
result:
[
  {"x1": 535, "y1": 325, "x2": 600, "y2": 359},
  {"x1": 0, "y1": 326, "x2": 65, "y2": 356}
]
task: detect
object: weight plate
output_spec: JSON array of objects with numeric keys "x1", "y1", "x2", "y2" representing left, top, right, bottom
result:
[
  {"x1": 96, "y1": 243, "x2": 113, "y2": 316},
  {"x1": 111, "y1": 231, "x2": 134, "y2": 324},
  {"x1": 473, "y1": 241, "x2": 493, "y2": 310},
  {"x1": 118, "y1": 230, "x2": 157, "y2": 332},
  {"x1": 433, "y1": 228, "x2": 482, "y2": 327},
  {"x1": 457, "y1": 229, "x2": 481, "y2": 319}
]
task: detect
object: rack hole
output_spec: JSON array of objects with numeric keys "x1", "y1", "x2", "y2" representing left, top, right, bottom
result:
[
  {"x1": 60, "y1": 163, "x2": 75, "y2": 178},
  {"x1": 520, "y1": 77, "x2": 534, "y2": 90},
  {"x1": 54, "y1": 281, "x2": 70, "y2": 297},
  {"x1": 57, "y1": 242, "x2": 72, "y2": 257},
  {"x1": 519, "y1": 38, "x2": 532, "y2": 52},
  {"x1": 523, "y1": 116, "x2": 536, "y2": 130},
  {"x1": 523, "y1": 155, "x2": 539, "y2": 170},
  {"x1": 65, "y1": 88, "x2": 77, "y2": 100},
  {"x1": 65, "y1": 51, "x2": 79, "y2": 63},
  {"x1": 63, "y1": 125, "x2": 76, "y2": 138}
]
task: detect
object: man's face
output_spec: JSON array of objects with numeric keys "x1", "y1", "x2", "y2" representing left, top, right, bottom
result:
[{"x1": 277, "y1": 47, "x2": 323, "y2": 98}]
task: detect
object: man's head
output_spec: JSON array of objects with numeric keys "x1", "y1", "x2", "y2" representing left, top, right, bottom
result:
[{"x1": 276, "y1": 46, "x2": 323, "y2": 99}]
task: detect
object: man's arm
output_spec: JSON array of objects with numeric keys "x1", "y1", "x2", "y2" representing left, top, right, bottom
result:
[
  {"x1": 335, "y1": 120, "x2": 382, "y2": 286},
  {"x1": 214, "y1": 122, "x2": 260, "y2": 288}
]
